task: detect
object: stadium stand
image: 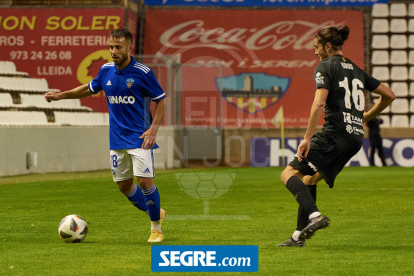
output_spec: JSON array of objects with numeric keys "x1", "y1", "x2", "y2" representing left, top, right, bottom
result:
[
  {"x1": 371, "y1": 2, "x2": 414, "y2": 128},
  {"x1": 0, "y1": 61, "x2": 108, "y2": 126}
]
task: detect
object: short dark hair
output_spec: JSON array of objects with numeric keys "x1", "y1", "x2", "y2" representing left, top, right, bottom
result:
[
  {"x1": 109, "y1": 27, "x2": 133, "y2": 44},
  {"x1": 315, "y1": 25, "x2": 350, "y2": 51}
]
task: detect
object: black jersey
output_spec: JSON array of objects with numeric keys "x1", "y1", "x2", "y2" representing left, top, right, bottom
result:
[{"x1": 314, "y1": 55, "x2": 381, "y2": 142}]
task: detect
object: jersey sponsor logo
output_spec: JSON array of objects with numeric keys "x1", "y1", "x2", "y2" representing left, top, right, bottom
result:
[
  {"x1": 126, "y1": 78, "x2": 134, "y2": 88},
  {"x1": 343, "y1": 112, "x2": 363, "y2": 126},
  {"x1": 341, "y1": 62, "x2": 354, "y2": 70},
  {"x1": 307, "y1": 161, "x2": 318, "y2": 172},
  {"x1": 107, "y1": 80, "x2": 112, "y2": 86},
  {"x1": 315, "y1": 72, "x2": 324, "y2": 84},
  {"x1": 107, "y1": 95, "x2": 136, "y2": 104}
]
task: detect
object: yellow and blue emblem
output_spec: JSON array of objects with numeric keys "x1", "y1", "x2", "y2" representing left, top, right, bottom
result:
[
  {"x1": 126, "y1": 78, "x2": 134, "y2": 88},
  {"x1": 215, "y1": 73, "x2": 290, "y2": 114}
]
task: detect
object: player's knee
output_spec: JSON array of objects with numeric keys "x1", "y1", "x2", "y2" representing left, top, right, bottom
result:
[
  {"x1": 117, "y1": 180, "x2": 134, "y2": 194},
  {"x1": 280, "y1": 169, "x2": 291, "y2": 185},
  {"x1": 137, "y1": 177, "x2": 153, "y2": 190}
]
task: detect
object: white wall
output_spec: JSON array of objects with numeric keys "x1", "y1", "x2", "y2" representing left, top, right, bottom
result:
[{"x1": 0, "y1": 126, "x2": 178, "y2": 177}]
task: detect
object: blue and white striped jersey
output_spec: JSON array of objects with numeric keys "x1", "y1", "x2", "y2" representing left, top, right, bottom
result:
[{"x1": 88, "y1": 56, "x2": 166, "y2": 150}]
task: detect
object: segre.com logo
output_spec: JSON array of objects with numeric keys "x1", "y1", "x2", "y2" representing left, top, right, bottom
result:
[{"x1": 151, "y1": 245, "x2": 258, "y2": 272}]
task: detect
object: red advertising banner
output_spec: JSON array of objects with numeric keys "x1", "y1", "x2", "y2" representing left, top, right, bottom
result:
[
  {"x1": 0, "y1": 8, "x2": 136, "y2": 112},
  {"x1": 144, "y1": 10, "x2": 364, "y2": 128}
]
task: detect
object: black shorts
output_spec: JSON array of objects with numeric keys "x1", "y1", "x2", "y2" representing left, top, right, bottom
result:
[{"x1": 288, "y1": 132, "x2": 363, "y2": 188}]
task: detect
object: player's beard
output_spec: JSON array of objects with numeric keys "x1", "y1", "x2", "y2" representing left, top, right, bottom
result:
[{"x1": 113, "y1": 54, "x2": 128, "y2": 66}]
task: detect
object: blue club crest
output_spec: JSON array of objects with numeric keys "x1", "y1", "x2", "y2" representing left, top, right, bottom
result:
[
  {"x1": 126, "y1": 78, "x2": 134, "y2": 88},
  {"x1": 215, "y1": 73, "x2": 290, "y2": 114}
]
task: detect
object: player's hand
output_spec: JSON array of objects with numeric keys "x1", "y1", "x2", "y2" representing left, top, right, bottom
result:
[
  {"x1": 140, "y1": 129, "x2": 157, "y2": 149},
  {"x1": 362, "y1": 112, "x2": 367, "y2": 123},
  {"x1": 44, "y1": 92, "x2": 61, "y2": 102},
  {"x1": 297, "y1": 138, "x2": 311, "y2": 162}
]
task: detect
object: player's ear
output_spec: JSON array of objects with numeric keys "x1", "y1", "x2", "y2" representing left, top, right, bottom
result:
[{"x1": 326, "y1": 43, "x2": 331, "y2": 52}]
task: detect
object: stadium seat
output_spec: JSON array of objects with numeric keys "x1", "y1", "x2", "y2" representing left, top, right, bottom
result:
[
  {"x1": 390, "y1": 66, "x2": 408, "y2": 80},
  {"x1": 409, "y1": 35, "x2": 414, "y2": 48},
  {"x1": 390, "y1": 3, "x2": 407, "y2": 17},
  {"x1": 372, "y1": 66, "x2": 390, "y2": 81},
  {"x1": 0, "y1": 61, "x2": 28, "y2": 76},
  {"x1": 390, "y1": 35, "x2": 408, "y2": 49},
  {"x1": 371, "y1": 35, "x2": 389, "y2": 49},
  {"x1": 103, "y1": 113, "x2": 109, "y2": 125},
  {"x1": 390, "y1": 82, "x2": 408, "y2": 97},
  {"x1": 409, "y1": 19, "x2": 414, "y2": 33},
  {"x1": 390, "y1": 51, "x2": 408, "y2": 64},
  {"x1": 391, "y1": 99, "x2": 409, "y2": 113},
  {"x1": 54, "y1": 111, "x2": 106, "y2": 126},
  {"x1": 0, "y1": 111, "x2": 48, "y2": 125},
  {"x1": 372, "y1": 4, "x2": 389, "y2": 17},
  {"x1": 390, "y1": 19, "x2": 407, "y2": 33},
  {"x1": 372, "y1": 51, "x2": 389, "y2": 65},
  {"x1": 409, "y1": 51, "x2": 414, "y2": 65},
  {"x1": 371, "y1": 19, "x2": 389, "y2": 33},
  {"x1": 391, "y1": 115, "x2": 409, "y2": 127},
  {"x1": 409, "y1": 3, "x2": 414, "y2": 17},
  {"x1": 411, "y1": 115, "x2": 414, "y2": 127},
  {"x1": 380, "y1": 115, "x2": 390, "y2": 127},
  {"x1": 0, "y1": 93, "x2": 14, "y2": 107},
  {"x1": 410, "y1": 67, "x2": 414, "y2": 80}
]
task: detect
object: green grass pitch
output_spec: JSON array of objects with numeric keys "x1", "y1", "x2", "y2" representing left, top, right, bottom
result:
[{"x1": 1, "y1": 167, "x2": 413, "y2": 275}]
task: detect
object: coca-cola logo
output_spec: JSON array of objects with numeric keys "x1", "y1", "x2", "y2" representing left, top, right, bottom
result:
[{"x1": 159, "y1": 20, "x2": 344, "y2": 51}]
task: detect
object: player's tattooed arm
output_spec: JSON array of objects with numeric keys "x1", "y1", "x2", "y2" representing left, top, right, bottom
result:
[
  {"x1": 44, "y1": 84, "x2": 92, "y2": 102},
  {"x1": 140, "y1": 98, "x2": 166, "y2": 149}
]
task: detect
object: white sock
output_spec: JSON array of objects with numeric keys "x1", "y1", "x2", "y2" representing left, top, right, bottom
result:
[
  {"x1": 151, "y1": 220, "x2": 162, "y2": 233},
  {"x1": 292, "y1": 230, "x2": 301, "y2": 241},
  {"x1": 309, "y1": 211, "x2": 321, "y2": 220}
]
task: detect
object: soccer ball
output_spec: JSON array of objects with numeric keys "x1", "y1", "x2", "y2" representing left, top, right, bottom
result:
[{"x1": 58, "y1": 215, "x2": 88, "y2": 243}]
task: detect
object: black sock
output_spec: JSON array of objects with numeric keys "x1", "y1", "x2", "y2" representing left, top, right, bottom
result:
[
  {"x1": 286, "y1": 176, "x2": 319, "y2": 216},
  {"x1": 296, "y1": 185, "x2": 317, "y2": 231}
]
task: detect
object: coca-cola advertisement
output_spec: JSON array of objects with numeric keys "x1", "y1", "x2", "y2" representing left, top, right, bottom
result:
[{"x1": 144, "y1": 9, "x2": 364, "y2": 128}]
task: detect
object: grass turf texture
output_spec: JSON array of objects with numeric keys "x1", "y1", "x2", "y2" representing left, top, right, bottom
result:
[{"x1": 1, "y1": 167, "x2": 413, "y2": 276}]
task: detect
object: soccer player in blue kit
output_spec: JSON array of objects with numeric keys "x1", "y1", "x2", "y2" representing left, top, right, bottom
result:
[{"x1": 45, "y1": 27, "x2": 166, "y2": 242}]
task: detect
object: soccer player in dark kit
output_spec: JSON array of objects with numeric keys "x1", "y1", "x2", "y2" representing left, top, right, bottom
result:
[{"x1": 277, "y1": 25, "x2": 396, "y2": 247}]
